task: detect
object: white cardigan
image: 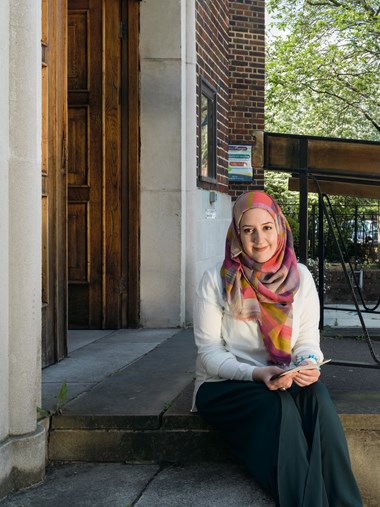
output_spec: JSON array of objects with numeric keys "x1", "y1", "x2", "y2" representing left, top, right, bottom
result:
[{"x1": 192, "y1": 262, "x2": 323, "y2": 410}]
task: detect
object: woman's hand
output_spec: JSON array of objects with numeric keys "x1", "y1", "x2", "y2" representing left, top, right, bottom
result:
[
  {"x1": 252, "y1": 366, "x2": 294, "y2": 391},
  {"x1": 292, "y1": 361, "x2": 320, "y2": 387}
]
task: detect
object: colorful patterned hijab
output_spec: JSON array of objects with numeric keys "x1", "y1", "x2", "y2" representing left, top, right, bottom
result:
[{"x1": 221, "y1": 191, "x2": 300, "y2": 365}]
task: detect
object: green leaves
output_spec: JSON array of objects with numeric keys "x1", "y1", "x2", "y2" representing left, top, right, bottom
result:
[
  {"x1": 55, "y1": 382, "x2": 68, "y2": 412},
  {"x1": 36, "y1": 382, "x2": 68, "y2": 418},
  {"x1": 266, "y1": 0, "x2": 380, "y2": 140}
]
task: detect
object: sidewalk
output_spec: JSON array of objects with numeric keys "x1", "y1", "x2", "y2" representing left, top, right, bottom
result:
[
  {"x1": 1, "y1": 311, "x2": 380, "y2": 506},
  {"x1": 324, "y1": 303, "x2": 380, "y2": 333},
  {"x1": 0, "y1": 462, "x2": 275, "y2": 507}
]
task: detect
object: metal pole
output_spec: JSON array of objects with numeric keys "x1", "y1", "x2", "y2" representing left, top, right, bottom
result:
[
  {"x1": 318, "y1": 194, "x2": 324, "y2": 329},
  {"x1": 311, "y1": 204, "x2": 316, "y2": 259},
  {"x1": 354, "y1": 205, "x2": 358, "y2": 270},
  {"x1": 298, "y1": 139, "x2": 308, "y2": 264}
]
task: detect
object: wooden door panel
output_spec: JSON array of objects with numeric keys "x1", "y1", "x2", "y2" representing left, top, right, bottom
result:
[
  {"x1": 68, "y1": 12, "x2": 88, "y2": 90},
  {"x1": 68, "y1": 0, "x2": 102, "y2": 328},
  {"x1": 41, "y1": 0, "x2": 68, "y2": 366},
  {"x1": 68, "y1": 203, "x2": 88, "y2": 281},
  {"x1": 68, "y1": 106, "x2": 88, "y2": 185},
  {"x1": 68, "y1": 285, "x2": 90, "y2": 327}
]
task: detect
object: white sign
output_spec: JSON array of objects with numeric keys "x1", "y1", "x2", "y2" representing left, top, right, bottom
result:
[
  {"x1": 228, "y1": 145, "x2": 253, "y2": 182},
  {"x1": 205, "y1": 208, "x2": 216, "y2": 220}
]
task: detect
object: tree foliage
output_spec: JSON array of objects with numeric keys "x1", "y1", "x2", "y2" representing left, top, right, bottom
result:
[{"x1": 266, "y1": 0, "x2": 380, "y2": 141}]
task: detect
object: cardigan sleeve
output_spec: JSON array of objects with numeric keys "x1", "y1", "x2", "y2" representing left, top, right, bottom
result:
[
  {"x1": 193, "y1": 267, "x2": 256, "y2": 381},
  {"x1": 292, "y1": 264, "x2": 324, "y2": 364}
]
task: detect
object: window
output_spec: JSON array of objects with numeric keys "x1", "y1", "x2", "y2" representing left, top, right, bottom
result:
[{"x1": 199, "y1": 77, "x2": 217, "y2": 182}]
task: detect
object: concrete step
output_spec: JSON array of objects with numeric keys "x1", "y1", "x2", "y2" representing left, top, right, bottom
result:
[{"x1": 46, "y1": 330, "x2": 380, "y2": 505}]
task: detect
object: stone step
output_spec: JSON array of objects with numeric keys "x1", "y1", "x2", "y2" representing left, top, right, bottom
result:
[{"x1": 46, "y1": 330, "x2": 380, "y2": 505}]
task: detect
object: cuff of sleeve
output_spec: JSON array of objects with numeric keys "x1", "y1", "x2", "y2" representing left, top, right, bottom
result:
[
  {"x1": 218, "y1": 358, "x2": 256, "y2": 381},
  {"x1": 295, "y1": 354, "x2": 319, "y2": 366}
]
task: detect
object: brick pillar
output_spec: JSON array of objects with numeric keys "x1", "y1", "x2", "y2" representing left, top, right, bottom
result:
[{"x1": 229, "y1": 0, "x2": 265, "y2": 198}]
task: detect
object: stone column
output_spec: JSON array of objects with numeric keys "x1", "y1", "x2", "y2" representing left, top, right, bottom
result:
[
  {"x1": 140, "y1": 0, "x2": 184, "y2": 326},
  {"x1": 0, "y1": 0, "x2": 10, "y2": 448},
  {"x1": 0, "y1": 0, "x2": 45, "y2": 499}
]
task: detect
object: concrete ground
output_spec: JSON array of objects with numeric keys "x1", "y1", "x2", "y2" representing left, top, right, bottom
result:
[
  {"x1": 40, "y1": 305, "x2": 380, "y2": 414},
  {"x1": 0, "y1": 463, "x2": 274, "y2": 507},
  {"x1": 1, "y1": 306, "x2": 379, "y2": 507}
]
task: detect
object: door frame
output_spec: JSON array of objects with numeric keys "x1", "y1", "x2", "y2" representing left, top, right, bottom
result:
[
  {"x1": 121, "y1": 0, "x2": 140, "y2": 327},
  {"x1": 41, "y1": 0, "x2": 68, "y2": 366}
]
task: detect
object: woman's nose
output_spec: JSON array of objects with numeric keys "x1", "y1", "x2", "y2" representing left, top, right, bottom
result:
[{"x1": 252, "y1": 230, "x2": 263, "y2": 243}]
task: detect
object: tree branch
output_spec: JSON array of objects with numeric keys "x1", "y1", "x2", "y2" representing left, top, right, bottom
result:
[
  {"x1": 304, "y1": 83, "x2": 380, "y2": 133},
  {"x1": 307, "y1": 0, "x2": 378, "y2": 18},
  {"x1": 357, "y1": 0, "x2": 377, "y2": 17},
  {"x1": 306, "y1": 0, "x2": 343, "y2": 7}
]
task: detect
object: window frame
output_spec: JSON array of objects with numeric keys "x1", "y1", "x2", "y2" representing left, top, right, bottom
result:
[{"x1": 198, "y1": 76, "x2": 217, "y2": 184}]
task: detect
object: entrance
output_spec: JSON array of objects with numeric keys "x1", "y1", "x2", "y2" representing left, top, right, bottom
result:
[{"x1": 42, "y1": 0, "x2": 140, "y2": 366}]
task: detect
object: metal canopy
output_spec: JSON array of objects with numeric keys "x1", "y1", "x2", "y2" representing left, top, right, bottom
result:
[
  {"x1": 253, "y1": 131, "x2": 380, "y2": 188},
  {"x1": 252, "y1": 131, "x2": 380, "y2": 369}
]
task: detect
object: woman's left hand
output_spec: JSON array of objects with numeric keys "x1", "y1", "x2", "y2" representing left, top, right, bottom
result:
[{"x1": 292, "y1": 362, "x2": 320, "y2": 387}]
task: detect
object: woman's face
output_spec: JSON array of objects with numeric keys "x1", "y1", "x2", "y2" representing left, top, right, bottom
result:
[{"x1": 239, "y1": 208, "x2": 278, "y2": 263}]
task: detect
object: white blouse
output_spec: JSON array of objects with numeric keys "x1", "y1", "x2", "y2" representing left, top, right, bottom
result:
[{"x1": 192, "y1": 262, "x2": 323, "y2": 410}]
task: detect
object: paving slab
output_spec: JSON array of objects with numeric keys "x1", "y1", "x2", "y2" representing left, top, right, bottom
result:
[
  {"x1": 0, "y1": 463, "x2": 274, "y2": 507},
  {"x1": 54, "y1": 328, "x2": 196, "y2": 427},
  {"x1": 324, "y1": 305, "x2": 380, "y2": 329},
  {"x1": 42, "y1": 342, "x2": 161, "y2": 384},
  {"x1": 67, "y1": 330, "x2": 116, "y2": 353},
  {"x1": 0, "y1": 463, "x2": 159, "y2": 507},
  {"x1": 101, "y1": 328, "x2": 182, "y2": 343},
  {"x1": 320, "y1": 336, "x2": 380, "y2": 414},
  {"x1": 42, "y1": 329, "x2": 180, "y2": 412},
  {"x1": 135, "y1": 463, "x2": 274, "y2": 507},
  {"x1": 42, "y1": 382, "x2": 96, "y2": 411}
]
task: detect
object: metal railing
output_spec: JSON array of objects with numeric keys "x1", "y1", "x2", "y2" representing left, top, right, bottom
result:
[{"x1": 311, "y1": 179, "x2": 380, "y2": 368}]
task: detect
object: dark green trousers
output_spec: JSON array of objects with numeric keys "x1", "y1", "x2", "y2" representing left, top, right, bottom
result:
[{"x1": 196, "y1": 380, "x2": 362, "y2": 507}]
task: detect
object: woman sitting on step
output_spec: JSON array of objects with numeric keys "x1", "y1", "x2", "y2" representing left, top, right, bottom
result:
[{"x1": 192, "y1": 190, "x2": 362, "y2": 507}]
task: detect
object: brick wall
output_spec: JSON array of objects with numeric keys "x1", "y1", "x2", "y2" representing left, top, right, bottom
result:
[
  {"x1": 229, "y1": 0, "x2": 265, "y2": 199},
  {"x1": 195, "y1": 0, "x2": 266, "y2": 197},
  {"x1": 196, "y1": 0, "x2": 230, "y2": 193}
]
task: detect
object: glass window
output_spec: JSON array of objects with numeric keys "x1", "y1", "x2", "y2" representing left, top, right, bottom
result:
[{"x1": 199, "y1": 78, "x2": 217, "y2": 181}]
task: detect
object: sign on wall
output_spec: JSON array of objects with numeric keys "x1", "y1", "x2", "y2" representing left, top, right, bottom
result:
[{"x1": 228, "y1": 145, "x2": 253, "y2": 182}]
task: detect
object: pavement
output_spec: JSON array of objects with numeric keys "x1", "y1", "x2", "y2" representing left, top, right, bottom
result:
[
  {"x1": 0, "y1": 463, "x2": 275, "y2": 507},
  {"x1": 1, "y1": 305, "x2": 379, "y2": 507}
]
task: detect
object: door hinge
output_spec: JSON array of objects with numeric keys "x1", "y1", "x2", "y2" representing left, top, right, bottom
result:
[{"x1": 119, "y1": 21, "x2": 128, "y2": 39}]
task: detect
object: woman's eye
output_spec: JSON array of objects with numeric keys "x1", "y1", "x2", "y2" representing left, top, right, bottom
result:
[
  {"x1": 243, "y1": 228, "x2": 254, "y2": 235},
  {"x1": 264, "y1": 225, "x2": 273, "y2": 231}
]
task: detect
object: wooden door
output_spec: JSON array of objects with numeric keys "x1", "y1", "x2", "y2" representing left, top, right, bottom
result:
[
  {"x1": 41, "y1": 0, "x2": 68, "y2": 366},
  {"x1": 67, "y1": 0, "x2": 103, "y2": 328},
  {"x1": 67, "y1": 0, "x2": 140, "y2": 329}
]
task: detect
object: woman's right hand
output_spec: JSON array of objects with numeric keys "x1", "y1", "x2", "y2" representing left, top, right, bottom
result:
[{"x1": 252, "y1": 366, "x2": 294, "y2": 391}]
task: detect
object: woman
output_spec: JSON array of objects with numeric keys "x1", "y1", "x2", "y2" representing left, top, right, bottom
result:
[{"x1": 192, "y1": 191, "x2": 362, "y2": 507}]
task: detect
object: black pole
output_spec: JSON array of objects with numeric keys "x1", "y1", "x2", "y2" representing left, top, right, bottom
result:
[
  {"x1": 311, "y1": 204, "x2": 316, "y2": 259},
  {"x1": 318, "y1": 194, "x2": 324, "y2": 329},
  {"x1": 354, "y1": 205, "x2": 358, "y2": 270},
  {"x1": 298, "y1": 139, "x2": 309, "y2": 264}
]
